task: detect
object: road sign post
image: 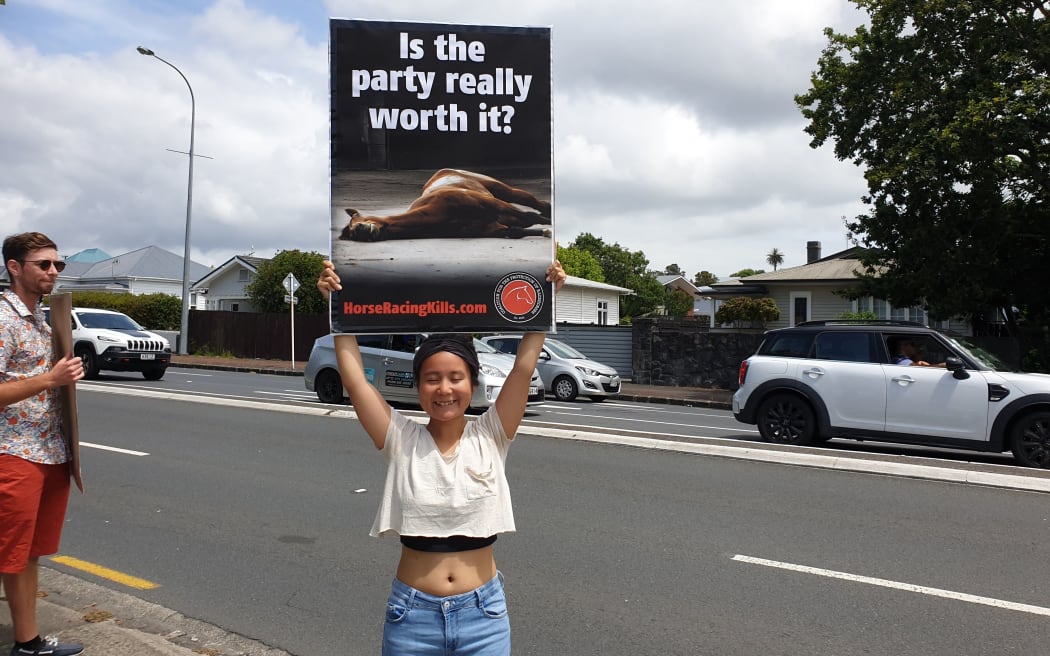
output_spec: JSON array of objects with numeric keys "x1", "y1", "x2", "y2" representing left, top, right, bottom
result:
[{"x1": 283, "y1": 273, "x2": 300, "y2": 368}]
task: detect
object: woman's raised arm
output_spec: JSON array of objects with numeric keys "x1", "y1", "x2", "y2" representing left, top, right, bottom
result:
[
  {"x1": 494, "y1": 260, "x2": 567, "y2": 437},
  {"x1": 318, "y1": 261, "x2": 391, "y2": 449}
]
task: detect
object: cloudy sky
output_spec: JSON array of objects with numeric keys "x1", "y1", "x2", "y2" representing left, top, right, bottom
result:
[{"x1": 1, "y1": 0, "x2": 870, "y2": 279}]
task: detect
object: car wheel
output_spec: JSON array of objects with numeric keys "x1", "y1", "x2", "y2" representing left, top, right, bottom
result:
[
  {"x1": 142, "y1": 367, "x2": 166, "y2": 381},
  {"x1": 75, "y1": 345, "x2": 100, "y2": 379},
  {"x1": 756, "y1": 393, "x2": 817, "y2": 446},
  {"x1": 1010, "y1": 411, "x2": 1050, "y2": 468},
  {"x1": 552, "y1": 376, "x2": 578, "y2": 401},
  {"x1": 315, "y1": 368, "x2": 345, "y2": 405}
]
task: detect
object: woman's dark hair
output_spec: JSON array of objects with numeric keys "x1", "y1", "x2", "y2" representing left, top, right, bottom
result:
[{"x1": 412, "y1": 334, "x2": 480, "y2": 387}]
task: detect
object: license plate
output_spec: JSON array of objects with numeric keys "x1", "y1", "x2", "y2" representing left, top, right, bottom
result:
[
  {"x1": 140, "y1": 353, "x2": 155, "y2": 360},
  {"x1": 529, "y1": 387, "x2": 538, "y2": 395}
]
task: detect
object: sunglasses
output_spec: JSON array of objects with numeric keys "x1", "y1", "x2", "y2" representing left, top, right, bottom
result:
[{"x1": 20, "y1": 259, "x2": 67, "y2": 273}]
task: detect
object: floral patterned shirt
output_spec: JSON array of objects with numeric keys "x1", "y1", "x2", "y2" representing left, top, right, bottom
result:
[{"x1": 0, "y1": 290, "x2": 67, "y2": 464}]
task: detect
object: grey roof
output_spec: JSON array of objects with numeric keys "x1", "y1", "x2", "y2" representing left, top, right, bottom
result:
[
  {"x1": 78, "y1": 246, "x2": 211, "y2": 283},
  {"x1": 192, "y1": 255, "x2": 267, "y2": 288},
  {"x1": 656, "y1": 275, "x2": 700, "y2": 295},
  {"x1": 734, "y1": 247, "x2": 878, "y2": 283}
]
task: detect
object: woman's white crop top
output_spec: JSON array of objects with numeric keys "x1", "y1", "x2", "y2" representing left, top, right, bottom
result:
[{"x1": 369, "y1": 405, "x2": 516, "y2": 538}]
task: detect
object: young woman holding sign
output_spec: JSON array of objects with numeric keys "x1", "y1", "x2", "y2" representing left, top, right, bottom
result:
[{"x1": 317, "y1": 259, "x2": 565, "y2": 655}]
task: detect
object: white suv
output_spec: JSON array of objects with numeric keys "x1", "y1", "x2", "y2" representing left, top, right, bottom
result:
[
  {"x1": 732, "y1": 321, "x2": 1050, "y2": 468},
  {"x1": 48, "y1": 307, "x2": 171, "y2": 380}
]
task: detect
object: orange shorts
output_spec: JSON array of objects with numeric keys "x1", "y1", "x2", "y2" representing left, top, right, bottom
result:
[{"x1": 0, "y1": 454, "x2": 71, "y2": 573}]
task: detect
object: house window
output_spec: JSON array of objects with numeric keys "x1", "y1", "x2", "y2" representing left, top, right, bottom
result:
[
  {"x1": 239, "y1": 269, "x2": 251, "y2": 282},
  {"x1": 597, "y1": 300, "x2": 609, "y2": 325},
  {"x1": 854, "y1": 296, "x2": 898, "y2": 320},
  {"x1": 231, "y1": 303, "x2": 239, "y2": 312},
  {"x1": 789, "y1": 292, "x2": 810, "y2": 325}
]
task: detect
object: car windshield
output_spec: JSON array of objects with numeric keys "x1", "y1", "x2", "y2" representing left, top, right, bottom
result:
[
  {"x1": 474, "y1": 338, "x2": 500, "y2": 354},
  {"x1": 947, "y1": 336, "x2": 1012, "y2": 371},
  {"x1": 77, "y1": 312, "x2": 142, "y2": 331},
  {"x1": 544, "y1": 338, "x2": 587, "y2": 359}
]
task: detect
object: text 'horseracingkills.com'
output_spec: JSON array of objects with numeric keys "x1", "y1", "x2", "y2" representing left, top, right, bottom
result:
[{"x1": 342, "y1": 300, "x2": 488, "y2": 318}]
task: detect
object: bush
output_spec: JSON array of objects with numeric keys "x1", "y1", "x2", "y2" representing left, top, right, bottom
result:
[
  {"x1": 52, "y1": 292, "x2": 183, "y2": 330},
  {"x1": 715, "y1": 297, "x2": 780, "y2": 327},
  {"x1": 837, "y1": 310, "x2": 879, "y2": 320}
]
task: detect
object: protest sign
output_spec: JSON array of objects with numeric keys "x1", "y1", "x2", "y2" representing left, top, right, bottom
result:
[
  {"x1": 49, "y1": 293, "x2": 83, "y2": 492},
  {"x1": 329, "y1": 19, "x2": 553, "y2": 333}
]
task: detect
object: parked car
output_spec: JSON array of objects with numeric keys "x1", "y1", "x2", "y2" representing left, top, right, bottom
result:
[
  {"x1": 733, "y1": 320, "x2": 1050, "y2": 468},
  {"x1": 304, "y1": 334, "x2": 545, "y2": 408},
  {"x1": 480, "y1": 335, "x2": 620, "y2": 402},
  {"x1": 45, "y1": 307, "x2": 171, "y2": 380}
]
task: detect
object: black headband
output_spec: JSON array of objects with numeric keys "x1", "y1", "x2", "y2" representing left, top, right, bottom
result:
[{"x1": 412, "y1": 334, "x2": 480, "y2": 386}]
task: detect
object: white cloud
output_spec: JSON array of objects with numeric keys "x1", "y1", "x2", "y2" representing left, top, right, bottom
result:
[{"x1": 1, "y1": 0, "x2": 871, "y2": 277}]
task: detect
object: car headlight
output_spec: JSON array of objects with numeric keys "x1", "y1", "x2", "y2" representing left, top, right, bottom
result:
[
  {"x1": 480, "y1": 363, "x2": 508, "y2": 378},
  {"x1": 575, "y1": 366, "x2": 602, "y2": 376},
  {"x1": 98, "y1": 335, "x2": 122, "y2": 343}
]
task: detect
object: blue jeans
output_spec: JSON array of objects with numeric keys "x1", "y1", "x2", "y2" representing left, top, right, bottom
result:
[{"x1": 382, "y1": 573, "x2": 510, "y2": 655}]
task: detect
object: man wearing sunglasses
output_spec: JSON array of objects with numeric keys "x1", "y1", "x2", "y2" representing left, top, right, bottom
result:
[{"x1": 1, "y1": 232, "x2": 85, "y2": 656}]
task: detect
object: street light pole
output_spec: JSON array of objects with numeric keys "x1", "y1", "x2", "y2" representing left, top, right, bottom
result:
[{"x1": 137, "y1": 46, "x2": 195, "y2": 355}]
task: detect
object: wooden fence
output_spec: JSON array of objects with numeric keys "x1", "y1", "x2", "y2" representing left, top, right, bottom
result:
[{"x1": 188, "y1": 310, "x2": 330, "y2": 360}]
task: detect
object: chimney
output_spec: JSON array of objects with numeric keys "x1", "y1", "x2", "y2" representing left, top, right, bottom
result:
[{"x1": 807, "y1": 241, "x2": 822, "y2": 263}]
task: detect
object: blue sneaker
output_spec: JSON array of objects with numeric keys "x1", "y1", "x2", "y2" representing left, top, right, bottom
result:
[{"x1": 9, "y1": 636, "x2": 84, "y2": 656}]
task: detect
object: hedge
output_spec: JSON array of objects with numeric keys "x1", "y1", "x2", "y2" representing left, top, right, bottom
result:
[{"x1": 46, "y1": 292, "x2": 182, "y2": 330}]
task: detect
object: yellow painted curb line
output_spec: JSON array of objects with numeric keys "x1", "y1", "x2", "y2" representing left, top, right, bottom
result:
[{"x1": 50, "y1": 555, "x2": 159, "y2": 590}]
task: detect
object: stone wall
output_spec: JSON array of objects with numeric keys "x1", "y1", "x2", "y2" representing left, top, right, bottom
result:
[{"x1": 632, "y1": 318, "x2": 764, "y2": 390}]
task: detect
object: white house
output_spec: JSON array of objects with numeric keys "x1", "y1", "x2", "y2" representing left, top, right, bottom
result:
[
  {"x1": 556, "y1": 275, "x2": 633, "y2": 325},
  {"x1": 190, "y1": 255, "x2": 266, "y2": 312}
]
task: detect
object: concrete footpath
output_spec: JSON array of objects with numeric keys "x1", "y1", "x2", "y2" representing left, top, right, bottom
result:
[{"x1": 1, "y1": 568, "x2": 289, "y2": 656}]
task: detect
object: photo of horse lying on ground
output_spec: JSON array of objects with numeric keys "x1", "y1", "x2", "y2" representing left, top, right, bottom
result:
[{"x1": 340, "y1": 169, "x2": 552, "y2": 241}]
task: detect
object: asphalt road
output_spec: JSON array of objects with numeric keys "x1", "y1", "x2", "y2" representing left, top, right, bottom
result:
[{"x1": 52, "y1": 386, "x2": 1050, "y2": 655}]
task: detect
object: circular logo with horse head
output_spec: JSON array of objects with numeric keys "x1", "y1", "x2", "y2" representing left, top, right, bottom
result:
[{"x1": 494, "y1": 272, "x2": 545, "y2": 323}]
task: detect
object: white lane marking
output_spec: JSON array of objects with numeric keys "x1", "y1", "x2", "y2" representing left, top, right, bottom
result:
[
  {"x1": 540, "y1": 402, "x2": 732, "y2": 420},
  {"x1": 255, "y1": 390, "x2": 315, "y2": 398},
  {"x1": 523, "y1": 418, "x2": 758, "y2": 440},
  {"x1": 541, "y1": 410, "x2": 757, "y2": 433},
  {"x1": 80, "y1": 442, "x2": 149, "y2": 456},
  {"x1": 732, "y1": 555, "x2": 1050, "y2": 617},
  {"x1": 79, "y1": 384, "x2": 357, "y2": 419},
  {"x1": 76, "y1": 385, "x2": 1050, "y2": 494}
]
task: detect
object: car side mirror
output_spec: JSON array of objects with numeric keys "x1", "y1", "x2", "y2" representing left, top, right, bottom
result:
[
  {"x1": 539, "y1": 351, "x2": 550, "y2": 361},
  {"x1": 945, "y1": 356, "x2": 969, "y2": 380}
]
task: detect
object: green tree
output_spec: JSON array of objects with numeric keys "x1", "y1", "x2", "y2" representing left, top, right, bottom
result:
[
  {"x1": 569, "y1": 233, "x2": 662, "y2": 319},
  {"x1": 570, "y1": 233, "x2": 650, "y2": 289},
  {"x1": 729, "y1": 268, "x2": 765, "y2": 278},
  {"x1": 693, "y1": 271, "x2": 719, "y2": 286},
  {"x1": 663, "y1": 288, "x2": 694, "y2": 318},
  {"x1": 663, "y1": 263, "x2": 684, "y2": 276},
  {"x1": 796, "y1": 0, "x2": 1050, "y2": 336},
  {"x1": 623, "y1": 273, "x2": 665, "y2": 320},
  {"x1": 556, "y1": 244, "x2": 604, "y2": 282},
  {"x1": 766, "y1": 248, "x2": 784, "y2": 271},
  {"x1": 245, "y1": 250, "x2": 328, "y2": 314}
]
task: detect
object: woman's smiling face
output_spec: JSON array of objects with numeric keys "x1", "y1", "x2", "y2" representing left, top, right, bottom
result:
[{"x1": 417, "y1": 350, "x2": 475, "y2": 420}]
